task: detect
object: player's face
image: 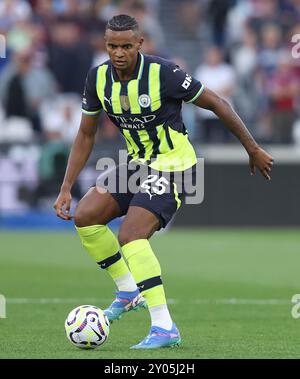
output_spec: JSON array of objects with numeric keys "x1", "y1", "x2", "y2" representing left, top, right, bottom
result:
[{"x1": 105, "y1": 29, "x2": 143, "y2": 72}]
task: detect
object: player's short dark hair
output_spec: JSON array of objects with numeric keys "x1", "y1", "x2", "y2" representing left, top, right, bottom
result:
[{"x1": 106, "y1": 14, "x2": 139, "y2": 33}]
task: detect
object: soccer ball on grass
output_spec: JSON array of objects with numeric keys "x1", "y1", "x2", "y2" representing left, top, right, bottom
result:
[{"x1": 65, "y1": 305, "x2": 110, "y2": 349}]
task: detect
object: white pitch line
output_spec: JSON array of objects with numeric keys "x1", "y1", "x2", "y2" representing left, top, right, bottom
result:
[
  {"x1": 5, "y1": 298, "x2": 290, "y2": 305},
  {"x1": 6, "y1": 298, "x2": 111, "y2": 305},
  {"x1": 193, "y1": 299, "x2": 290, "y2": 305}
]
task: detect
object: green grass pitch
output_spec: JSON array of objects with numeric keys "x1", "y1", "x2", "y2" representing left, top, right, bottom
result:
[{"x1": 0, "y1": 228, "x2": 299, "y2": 359}]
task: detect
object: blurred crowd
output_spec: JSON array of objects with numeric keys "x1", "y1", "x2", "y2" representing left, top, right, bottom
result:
[{"x1": 0, "y1": 0, "x2": 300, "y2": 210}]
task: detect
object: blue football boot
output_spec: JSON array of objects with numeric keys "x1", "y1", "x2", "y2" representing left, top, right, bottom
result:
[
  {"x1": 104, "y1": 289, "x2": 147, "y2": 322},
  {"x1": 130, "y1": 322, "x2": 181, "y2": 349}
]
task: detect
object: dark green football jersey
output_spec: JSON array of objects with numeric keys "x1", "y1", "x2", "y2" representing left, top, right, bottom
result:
[{"x1": 82, "y1": 53, "x2": 204, "y2": 171}]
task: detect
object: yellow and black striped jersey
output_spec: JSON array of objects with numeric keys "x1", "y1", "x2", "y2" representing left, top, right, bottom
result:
[{"x1": 82, "y1": 53, "x2": 204, "y2": 172}]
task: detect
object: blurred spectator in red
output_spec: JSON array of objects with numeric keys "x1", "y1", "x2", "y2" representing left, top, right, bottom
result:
[
  {"x1": 194, "y1": 46, "x2": 236, "y2": 142},
  {"x1": 288, "y1": 22, "x2": 300, "y2": 77},
  {"x1": 254, "y1": 23, "x2": 285, "y2": 141},
  {"x1": 266, "y1": 50, "x2": 299, "y2": 143}
]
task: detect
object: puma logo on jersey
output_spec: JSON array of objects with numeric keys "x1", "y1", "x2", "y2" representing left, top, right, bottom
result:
[
  {"x1": 104, "y1": 96, "x2": 112, "y2": 106},
  {"x1": 147, "y1": 191, "x2": 156, "y2": 200}
]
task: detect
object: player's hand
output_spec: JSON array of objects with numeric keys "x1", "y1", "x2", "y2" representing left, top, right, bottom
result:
[
  {"x1": 53, "y1": 189, "x2": 73, "y2": 220},
  {"x1": 249, "y1": 147, "x2": 274, "y2": 181}
]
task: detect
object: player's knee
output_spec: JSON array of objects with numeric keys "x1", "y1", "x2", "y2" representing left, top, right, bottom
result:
[
  {"x1": 118, "y1": 227, "x2": 144, "y2": 246},
  {"x1": 74, "y1": 205, "x2": 93, "y2": 227},
  {"x1": 118, "y1": 229, "x2": 131, "y2": 246}
]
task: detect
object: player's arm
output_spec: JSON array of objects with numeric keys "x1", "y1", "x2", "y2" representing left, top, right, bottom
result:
[
  {"x1": 53, "y1": 114, "x2": 99, "y2": 220},
  {"x1": 193, "y1": 87, "x2": 274, "y2": 180}
]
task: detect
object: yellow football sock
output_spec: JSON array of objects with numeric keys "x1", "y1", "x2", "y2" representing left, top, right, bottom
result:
[
  {"x1": 76, "y1": 224, "x2": 130, "y2": 281},
  {"x1": 122, "y1": 239, "x2": 167, "y2": 308}
]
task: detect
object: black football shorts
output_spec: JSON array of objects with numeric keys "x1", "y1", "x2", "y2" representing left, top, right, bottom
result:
[{"x1": 96, "y1": 161, "x2": 197, "y2": 229}]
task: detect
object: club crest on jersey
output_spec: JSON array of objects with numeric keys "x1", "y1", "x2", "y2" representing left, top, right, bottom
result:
[
  {"x1": 138, "y1": 94, "x2": 151, "y2": 108},
  {"x1": 120, "y1": 95, "x2": 130, "y2": 111}
]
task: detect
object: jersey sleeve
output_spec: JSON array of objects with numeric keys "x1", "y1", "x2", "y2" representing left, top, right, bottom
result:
[
  {"x1": 82, "y1": 67, "x2": 102, "y2": 115},
  {"x1": 162, "y1": 61, "x2": 205, "y2": 103}
]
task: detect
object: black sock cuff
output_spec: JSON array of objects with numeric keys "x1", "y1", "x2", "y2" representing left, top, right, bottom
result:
[
  {"x1": 137, "y1": 276, "x2": 162, "y2": 292},
  {"x1": 97, "y1": 252, "x2": 121, "y2": 269}
]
